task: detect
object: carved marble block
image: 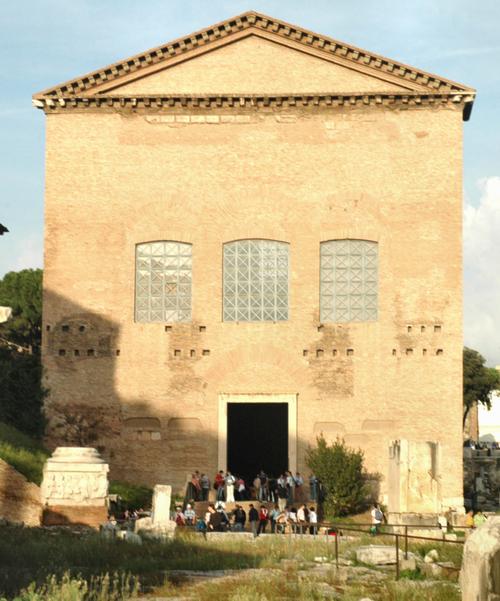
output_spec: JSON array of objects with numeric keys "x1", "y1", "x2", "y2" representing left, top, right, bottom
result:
[{"x1": 41, "y1": 447, "x2": 109, "y2": 507}]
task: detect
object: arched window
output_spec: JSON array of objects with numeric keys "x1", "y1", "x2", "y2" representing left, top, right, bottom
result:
[
  {"x1": 320, "y1": 239, "x2": 378, "y2": 323},
  {"x1": 135, "y1": 241, "x2": 192, "y2": 323},
  {"x1": 223, "y1": 239, "x2": 289, "y2": 322}
]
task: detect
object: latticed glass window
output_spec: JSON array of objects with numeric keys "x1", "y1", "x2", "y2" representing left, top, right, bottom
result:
[
  {"x1": 223, "y1": 240, "x2": 289, "y2": 322},
  {"x1": 320, "y1": 239, "x2": 378, "y2": 323},
  {"x1": 135, "y1": 241, "x2": 192, "y2": 323}
]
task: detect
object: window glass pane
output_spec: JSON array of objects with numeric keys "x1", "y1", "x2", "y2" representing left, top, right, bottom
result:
[
  {"x1": 320, "y1": 240, "x2": 378, "y2": 323},
  {"x1": 135, "y1": 241, "x2": 192, "y2": 323},
  {"x1": 223, "y1": 240, "x2": 289, "y2": 322}
]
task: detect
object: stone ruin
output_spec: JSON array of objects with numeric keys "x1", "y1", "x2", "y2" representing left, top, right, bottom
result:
[
  {"x1": 460, "y1": 516, "x2": 500, "y2": 600},
  {"x1": 41, "y1": 447, "x2": 109, "y2": 527},
  {"x1": 134, "y1": 484, "x2": 176, "y2": 539}
]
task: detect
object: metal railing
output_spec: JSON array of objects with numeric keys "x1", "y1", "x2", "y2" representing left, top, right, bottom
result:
[{"x1": 313, "y1": 522, "x2": 465, "y2": 581}]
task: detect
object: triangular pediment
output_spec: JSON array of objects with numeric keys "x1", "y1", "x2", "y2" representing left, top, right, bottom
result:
[
  {"x1": 34, "y1": 11, "x2": 475, "y2": 100},
  {"x1": 101, "y1": 34, "x2": 417, "y2": 96}
]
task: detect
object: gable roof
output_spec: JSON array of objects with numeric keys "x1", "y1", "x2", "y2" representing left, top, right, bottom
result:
[{"x1": 33, "y1": 11, "x2": 475, "y2": 119}]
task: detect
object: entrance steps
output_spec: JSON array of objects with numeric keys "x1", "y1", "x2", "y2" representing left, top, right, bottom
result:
[{"x1": 192, "y1": 499, "x2": 317, "y2": 516}]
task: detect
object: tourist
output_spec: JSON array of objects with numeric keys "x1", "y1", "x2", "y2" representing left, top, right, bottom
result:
[
  {"x1": 297, "y1": 504, "x2": 307, "y2": 534},
  {"x1": 225, "y1": 470, "x2": 236, "y2": 503},
  {"x1": 249, "y1": 503, "x2": 259, "y2": 537},
  {"x1": 215, "y1": 470, "x2": 225, "y2": 501},
  {"x1": 465, "y1": 509, "x2": 475, "y2": 529},
  {"x1": 175, "y1": 506, "x2": 186, "y2": 527},
  {"x1": 188, "y1": 472, "x2": 201, "y2": 501},
  {"x1": 294, "y1": 473, "x2": 304, "y2": 502},
  {"x1": 473, "y1": 510, "x2": 487, "y2": 528},
  {"x1": 288, "y1": 506, "x2": 298, "y2": 533},
  {"x1": 259, "y1": 470, "x2": 268, "y2": 501},
  {"x1": 276, "y1": 510, "x2": 288, "y2": 534},
  {"x1": 233, "y1": 504, "x2": 247, "y2": 532},
  {"x1": 217, "y1": 503, "x2": 230, "y2": 532},
  {"x1": 268, "y1": 476, "x2": 278, "y2": 503},
  {"x1": 257, "y1": 504, "x2": 269, "y2": 536},
  {"x1": 195, "y1": 516, "x2": 208, "y2": 539},
  {"x1": 270, "y1": 504, "x2": 280, "y2": 533},
  {"x1": 286, "y1": 471, "x2": 295, "y2": 504},
  {"x1": 370, "y1": 504, "x2": 384, "y2": 535},
  {"x1": 236, "y1": 476, "x2": 246, "y2": 500},
  {"x1": 277, "y1": 475, "x2": 288, "y2": 511},
  {"x1": 184, "y1": 503, "x2": 196, "y2": 526},
  {"x1": 205, "y1": 503, "x2": 214, "y2": 527},
  {"x1": 309, "y1": 506, "x2": 318, "y2": 535},
  {"x1": 309, "y1": 473, "x2": 318, "y2": 501},
  {"x1": 253, "y1": 474, "x2": 261, "y2": 501},
  {"x1": 208, "y1": 505, "x2": 223, "y2": 532},
  {"x1": 200, "y1": 473, "x2": 210, "y2": 501}
]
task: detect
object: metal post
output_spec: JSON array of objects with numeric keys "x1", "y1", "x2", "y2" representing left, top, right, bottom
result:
[
  {"x1": 395, "y1": 534, "x2": 400, "y2": 581},
  {"x1": 335, "y1": 530, "x2": 339, "y2": 568},
  {"x1": 405, "y1": 525, "x2": 408, "y2": 559}
]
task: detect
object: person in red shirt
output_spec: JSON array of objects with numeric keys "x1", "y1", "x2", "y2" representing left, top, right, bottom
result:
[
  {"x1": 214, "y1": 470, "x2": 225, "y2": 501},
  {"x1": 257, "y1": 505, "x2": 269, "y2": 536}
]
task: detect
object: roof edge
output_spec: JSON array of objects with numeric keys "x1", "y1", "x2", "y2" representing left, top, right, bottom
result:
[{"x1": 33, "y1": 11, "x2": 475, "y2": 100}]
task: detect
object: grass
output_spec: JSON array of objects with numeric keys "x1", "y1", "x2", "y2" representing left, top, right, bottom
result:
[
  {"x1": 1, "y1": 573, "x2": 139, "y2": 601},
  {"x1": 0, "y1": 525, "x2": 464, "y2": 599},
  {"x1": 0, "y1": 422, "x2": 50, "y2": 485}
]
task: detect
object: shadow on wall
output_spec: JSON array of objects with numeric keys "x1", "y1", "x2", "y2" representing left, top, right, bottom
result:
[
  {"x1": 40, "y1": 290, "x2": 386, "y2": 502},
  {"x1": 41, "y1": 289, "x2": 220, "y2": 493}
]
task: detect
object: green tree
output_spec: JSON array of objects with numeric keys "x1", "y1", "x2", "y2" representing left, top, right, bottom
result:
[
  {"x1": 0, "y1": 269, "x2": 45, "y2": 437},
  {"x1": 0, "y1": 347, "x2": 46, "y2": 437},
  {"x1": 0, "y1": 269, "x2": 42, "y2": 352},
  {"x1": 463, "y1": 347, "x2": 500, "y2": 427},
  {"x1": 306, "y1": 435, "x2": 368, "y2": 517}
]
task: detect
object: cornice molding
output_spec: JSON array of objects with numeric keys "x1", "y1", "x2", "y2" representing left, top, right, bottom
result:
[{"x1": 33, "y1": 91, "x2": 475, "y2": 120}]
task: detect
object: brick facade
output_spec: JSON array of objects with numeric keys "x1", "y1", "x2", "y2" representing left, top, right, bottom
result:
[{"x1": 36, "y1": 13, "x2": 474, "y2": 512}]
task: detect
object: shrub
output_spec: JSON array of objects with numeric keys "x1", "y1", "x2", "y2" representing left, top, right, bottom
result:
[
  {"x1": 306, "y1": 435, "x2": 368, "y2": 517},
  {"x1": 108, "y1": 481, "x2": 153, "y2": 510}
]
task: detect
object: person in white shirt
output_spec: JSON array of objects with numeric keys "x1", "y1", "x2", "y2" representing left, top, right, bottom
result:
[
  {"x1": 370, "y1": 504, "x2": 384, "y2": 535},
  {"x1": 225, "y1": 471, "x2": 236, "y2": 503},
  {"x1": 297, "y1": 504, "x2": 306, "y2": 534},
  {"x1": 309, "y1": 506, "x2": 318, "y2": 535},
  {"x1": 289, "y1": 506, "x2": 298, "y2": 534}
]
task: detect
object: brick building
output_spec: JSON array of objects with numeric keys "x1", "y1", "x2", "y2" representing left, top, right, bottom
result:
[{"x1": 34, "y1": 12, "x2": 475, "y2": 513}]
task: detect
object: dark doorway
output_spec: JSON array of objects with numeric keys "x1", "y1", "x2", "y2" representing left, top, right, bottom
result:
[{"x1": 227, "y1": 402, "x2": 288, "y2": 481}]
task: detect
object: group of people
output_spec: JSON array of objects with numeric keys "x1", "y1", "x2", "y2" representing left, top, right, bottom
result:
[
  {"x1": 186, "y1": 469, "x2": 323, "y2": 505},
  {"x1": 174, "y1": 501, "x2": 319, "y2": 537},
  {"x1": 465, "y1": 509, "x2": 487, "y2": 529}
]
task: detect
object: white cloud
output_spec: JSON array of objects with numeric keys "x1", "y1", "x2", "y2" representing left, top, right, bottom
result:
[{"x1": 464, "y1": 176, "x2": 500, "y2": 367}]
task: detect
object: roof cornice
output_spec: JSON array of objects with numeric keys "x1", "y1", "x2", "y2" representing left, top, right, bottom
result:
[
  {"x1": 33, "y1": 11, "x2": 475, "y2": 101},
  {"x1": 32, "y1": 91, "x2": 475, "y2": 121}
]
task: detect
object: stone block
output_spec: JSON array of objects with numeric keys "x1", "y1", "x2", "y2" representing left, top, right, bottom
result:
[
  {"x1": 460, "y1": 516, "x2": 500, "y2": 600},
  {"x1": 356, "y1": 545, "x2": 397, "y2": 565},
  {"x1": 41, "y1": 447, "x2": 109, "y2": 527},
  {"x1": 43, "y1": 505, "x2": 107, "y2": 528},
  {"x1": 399, "y1": 557, "x2": 418, "y2": 571},
  {"x1": 152, "y1": 484, "x2": 172, "y2": 525}
]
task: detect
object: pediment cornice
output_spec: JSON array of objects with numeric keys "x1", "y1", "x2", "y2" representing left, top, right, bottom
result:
[{"x1": 33, "y1": 11, "x2": 475, "y2": 104}]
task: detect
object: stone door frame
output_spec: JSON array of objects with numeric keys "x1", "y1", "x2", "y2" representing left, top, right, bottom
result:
[{"x1": 218, "y1": 393, "x2": 297, "y2": 474}]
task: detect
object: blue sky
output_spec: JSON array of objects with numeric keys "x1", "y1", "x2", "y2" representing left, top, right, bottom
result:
[{"x1": 1, "y1": 0, "x2": 499, "y2": 363}]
